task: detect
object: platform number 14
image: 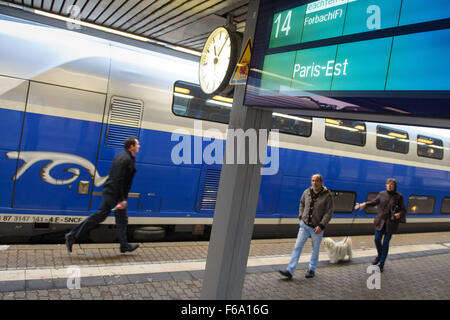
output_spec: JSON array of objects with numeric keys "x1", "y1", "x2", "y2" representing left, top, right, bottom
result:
[{"x1": 274, "y1": 10, "x2": 292, "y2": 38}]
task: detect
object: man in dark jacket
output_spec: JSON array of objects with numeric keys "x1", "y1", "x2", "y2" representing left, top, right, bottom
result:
[
  {"x1": 279, "y1": 174, "x2": 334, "y2": 280},
  {"x1": 355, "y1": 178, "x2": 406, "y2": 272},
  {"x1": 65, "y1": 137, "x2": 140, "y2": 253}
]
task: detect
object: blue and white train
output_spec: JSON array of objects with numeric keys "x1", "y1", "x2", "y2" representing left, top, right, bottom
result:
[{"x1": 0, "y1": 14, "x2": 449, "y2": 243}]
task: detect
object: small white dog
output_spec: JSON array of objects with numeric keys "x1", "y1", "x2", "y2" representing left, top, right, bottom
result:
[{"x1": 322, "y1": 237, "x2": 353, "y2": 264}]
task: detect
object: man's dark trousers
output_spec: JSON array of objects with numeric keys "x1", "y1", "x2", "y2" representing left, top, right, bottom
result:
[{"x1": 67, "y1": 192, "x2": 128, "y2": 248}]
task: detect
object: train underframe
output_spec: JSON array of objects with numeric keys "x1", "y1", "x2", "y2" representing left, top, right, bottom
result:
[{"x1": 1, "y1": 220, "x2": 449, "y2": 244}]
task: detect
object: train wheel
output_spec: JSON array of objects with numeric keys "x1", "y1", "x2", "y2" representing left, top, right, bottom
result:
[{"x1": 133, "y1": 226, "x2": 166, "y2": 241}]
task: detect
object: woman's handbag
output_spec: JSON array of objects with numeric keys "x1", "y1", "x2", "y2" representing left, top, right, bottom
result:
[
  {"x1": 390, "y1": 202, "x2": 399, "y2": 221},
  {"x1": 390, "y1": 197, "x2": 406, "y2": 223}
]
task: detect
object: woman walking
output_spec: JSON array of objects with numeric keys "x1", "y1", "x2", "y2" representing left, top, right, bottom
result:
[{"x1": 355, "y1": 178, "x2": 406, "y2": 272}]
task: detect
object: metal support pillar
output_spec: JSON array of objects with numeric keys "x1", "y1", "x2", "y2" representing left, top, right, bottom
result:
[{"x1": 200, "y1": 0, "x2": 271, "y2": 300}]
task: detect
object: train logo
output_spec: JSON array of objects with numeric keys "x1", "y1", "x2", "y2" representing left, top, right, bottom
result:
[{"x1": 5, "y1": 151, "x2": 108, "y2": 186}]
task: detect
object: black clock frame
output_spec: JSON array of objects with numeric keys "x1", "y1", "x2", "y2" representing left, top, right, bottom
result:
[{"x1": 199, "y1": 26, "x2": 242, "y2": 96}]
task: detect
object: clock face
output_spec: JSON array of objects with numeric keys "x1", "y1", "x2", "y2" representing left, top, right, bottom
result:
[{"x1": 199, "y1": 27, "x2": 237, "y2": 95}]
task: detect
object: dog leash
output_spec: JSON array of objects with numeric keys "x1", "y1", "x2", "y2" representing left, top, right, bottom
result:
[{"x1": 343, "y1": 204, "x2": 360, "y2": 243}]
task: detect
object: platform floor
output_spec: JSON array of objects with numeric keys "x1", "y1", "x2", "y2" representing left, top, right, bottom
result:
[{"x1": 0, "y1": 232, "x2": 449, "y2": 300}]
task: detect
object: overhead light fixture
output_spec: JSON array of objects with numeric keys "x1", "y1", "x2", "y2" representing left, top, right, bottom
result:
[
  {"x1": 388, "y1": 132, "x2": 407, "y2": 139},
  {"x1": 174, "y1": 87, "x2": 191, "y2": 95},
  {"x1": 212, "y1": 95, "x2": 234, "y2": 104},
  {"x1": 34, "y1": 9, "x2": 149, "y2": 42},
  {"x1": 32, "y1": 9, "x2": 201, "y2": 56},
  {"x1": 417, "y1": 138, "x2": 433, "y2": 145},
  {"x1": 325, "y1": 118, "x2": 340, "y2": 125}
]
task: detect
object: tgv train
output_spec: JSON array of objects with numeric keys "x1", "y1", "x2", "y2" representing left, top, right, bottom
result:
[{"x1": 1, "y1": 14, "x2": 449, "y2": 243}]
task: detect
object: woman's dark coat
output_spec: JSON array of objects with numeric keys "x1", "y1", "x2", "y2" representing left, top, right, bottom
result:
[{"x1": 365, "y1": 190, "x2": 406, "y2": 234}]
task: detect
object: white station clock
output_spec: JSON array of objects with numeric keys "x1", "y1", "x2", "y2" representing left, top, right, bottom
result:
[{"x1": 199, "y1": 26, "x2": 240, "y2": 95}]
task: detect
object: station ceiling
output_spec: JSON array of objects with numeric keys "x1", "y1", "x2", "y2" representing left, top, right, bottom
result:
[{"x1": 5, "y1": 0, "x2": 250, "y2": 52}]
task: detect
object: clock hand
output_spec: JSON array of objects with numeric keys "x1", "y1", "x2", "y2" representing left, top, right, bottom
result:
[{"x1": 218, "y1": 36, "x2": 229, "y2": 57}]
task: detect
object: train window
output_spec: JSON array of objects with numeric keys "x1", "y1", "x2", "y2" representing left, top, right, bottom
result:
[
  {"x1": 376, "y1": 126, "x2": 409, "y2": 154},
  {"x1": 272, "y1": 113, "x2": 312, "y2": 137},
  {"x1": 172, "y1": 81, "x2": 312, "y2": 136},
  {"x1": 441, "y1": 198, "x2": 450, "y2": 214},
  {"x1": 407, "y1": 195, "x2": 435, "y2": 214},
  {"x1": 325, "y1": 119, "x2": 366, "y2": 146},
  {"x1": 331, "y1": 191, "x2": 356, "y2": 213},
  {"x1": 441, "y1": 197, "x2": 450, "y2": 214},
  {"x1": 417, "y1": 135, "x2": 444, "y2": 160},
  {"x1": 364, "y1": 193, "x2": 379, "y2": 214},
  {"x1": 172, "y1": 81, "x2": 231, "y2": 124}
]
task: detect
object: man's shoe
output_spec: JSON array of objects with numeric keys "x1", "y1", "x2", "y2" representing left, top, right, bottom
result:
[
  {"x1": 278, "y1": 270, "x2": 292, "y2": 280},
  {"x1": 65, "y1": 234, "x2": 74, "y2": 253},
  {"x1": 305, "y1": 269, "x2": 315, "y2": 278},
  {"x1": 120, "y1": 243, "x2": 139, "y2": 253},
  {"x1": 372, "y1": 256, "x2": 380, "y2": 265},
  {"x1": 379, "y1": 264, "x2": 384, "y2": 272}
]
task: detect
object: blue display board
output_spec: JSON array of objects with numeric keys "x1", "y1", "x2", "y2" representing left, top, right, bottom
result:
[{"x1": 244, "y1": 0, "x2": 450, "y2": 127}]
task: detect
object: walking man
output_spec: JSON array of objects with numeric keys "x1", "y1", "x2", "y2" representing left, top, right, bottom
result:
[
  {"x1": 279, "y1": 174, "x2": 334, "y2": 279},
  {"x1": 65, "y1": 137, "x2": 140, "y2": 253}
]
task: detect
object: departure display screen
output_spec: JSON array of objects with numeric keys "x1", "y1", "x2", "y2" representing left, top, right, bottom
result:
[{"x1": 244, "y1": 0, "x2": 450, "y2": 126}]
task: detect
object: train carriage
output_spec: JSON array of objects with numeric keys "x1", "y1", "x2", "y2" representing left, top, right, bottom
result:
[{"x1": 0, "y1": 14, "x2": 449, "y2": 243}]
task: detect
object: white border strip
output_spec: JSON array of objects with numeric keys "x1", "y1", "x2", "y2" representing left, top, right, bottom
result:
[{"x1": 1, "y1": 214, "x2": 449, "y2": 225}]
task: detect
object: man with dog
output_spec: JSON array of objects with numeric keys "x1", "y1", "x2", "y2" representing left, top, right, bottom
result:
[
  {"x1": 279, "y1": 174, "x2": 334, "y2": 280},
  {"x1": 355, "y1": 178, "x2": 406, "y2": 272}
]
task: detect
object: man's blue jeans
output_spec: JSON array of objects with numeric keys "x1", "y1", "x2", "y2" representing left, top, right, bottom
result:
[
  {"x1": 287, "y1": 221, "x2": 324, "y2": 275},
  {"x1": 374, "y1": 224, "x2": 393, "y2": 266}
]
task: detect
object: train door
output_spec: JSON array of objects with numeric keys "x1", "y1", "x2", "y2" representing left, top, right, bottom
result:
[
  {"x1": 0, "y1": 76, "x2": 28, "y2": 208},
  {"x1": 91, "y1": 96, "x2": 145, "y2": 213},
  {"x1": 10, "y1": 82, "x2": 106, "y2": 211}
]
